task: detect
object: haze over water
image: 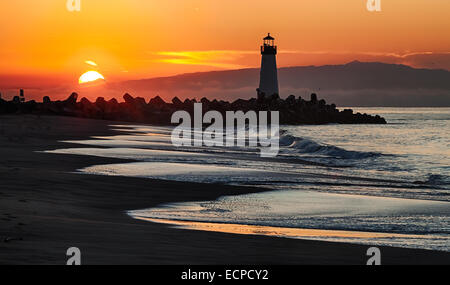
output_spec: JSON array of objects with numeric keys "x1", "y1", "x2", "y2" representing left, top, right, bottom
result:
[{"x1": 47, "y1": 107, "x2": 450, "y2": 251}]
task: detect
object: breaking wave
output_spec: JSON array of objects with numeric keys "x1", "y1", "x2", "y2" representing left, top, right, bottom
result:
[
  {"x1": 414, "y1": 174, "x2": 450, "y2": 187},
  {"x1": 279, "y1": 134, "x2": 381, "y2": 159}
]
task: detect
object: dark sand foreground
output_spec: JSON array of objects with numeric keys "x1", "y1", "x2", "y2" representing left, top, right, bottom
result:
[{"x1": 0, "y1": 115, "x2": 448, "y2": 265}]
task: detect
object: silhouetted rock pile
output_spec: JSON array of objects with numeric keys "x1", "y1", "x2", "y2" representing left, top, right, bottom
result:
[{"x1": 0, "y1": 92, "x2": 387, "y2": 125}]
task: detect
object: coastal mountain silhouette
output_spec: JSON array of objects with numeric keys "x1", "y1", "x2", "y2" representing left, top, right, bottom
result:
[
  {"x1": 111, "y1": 61, "x2": 450, "y2": 106},
  {"x1": 1, "y1": 62, "x2": 449, "y2": 106},
  {"x1": 119, "y1": 61, "x2": 450, "y2": 90}
]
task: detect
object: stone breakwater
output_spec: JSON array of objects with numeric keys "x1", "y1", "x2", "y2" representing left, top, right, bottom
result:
[{"x1": 0, "y1": 92, "x2": 386, "y2": 125}]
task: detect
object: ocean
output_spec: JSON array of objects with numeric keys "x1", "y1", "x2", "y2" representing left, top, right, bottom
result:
[{"x1": 46, "y1": 107, "x2": 450, "y2": 251}]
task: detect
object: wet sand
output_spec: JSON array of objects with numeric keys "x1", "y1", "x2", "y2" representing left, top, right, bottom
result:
[{"x1": 0, "y1": 114, "x2": 448, "y2": 264}]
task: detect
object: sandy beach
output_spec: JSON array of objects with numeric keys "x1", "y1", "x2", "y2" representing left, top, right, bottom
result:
[{"x1": 0, "y1": 114, "x2": 449, "y2": 265}]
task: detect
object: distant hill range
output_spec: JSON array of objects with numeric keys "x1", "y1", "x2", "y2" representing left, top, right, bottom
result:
[{"x1": 111, "y1": 61, "x2": 450, "y2": 107}]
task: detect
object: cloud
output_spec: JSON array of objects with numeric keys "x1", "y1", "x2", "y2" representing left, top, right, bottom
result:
[
  {"x1": 85, "y1": 60, "x2": 98, "y2": 67},
  {"x1": 151, "y1": 50, "x2": 257, "y2": 69},
  {"x1": 148, "y1": 49, "x2": 450, "y2": 71}
]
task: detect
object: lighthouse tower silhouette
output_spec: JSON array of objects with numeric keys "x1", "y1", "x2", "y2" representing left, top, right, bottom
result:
[{"x1": 257, "y1": 33, "x2": 279, "y2": 99}]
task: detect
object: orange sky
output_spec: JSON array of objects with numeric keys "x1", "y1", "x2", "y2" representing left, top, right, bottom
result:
[{"x1": 0, "y1": 0, "x2": 449, "y2": 87}]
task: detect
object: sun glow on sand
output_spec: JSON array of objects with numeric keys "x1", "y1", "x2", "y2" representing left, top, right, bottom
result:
[{"x1": 79, "y1": 71, "x2": 105, "y2": 84}]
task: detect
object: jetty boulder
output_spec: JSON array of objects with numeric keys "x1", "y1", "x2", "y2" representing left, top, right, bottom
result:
[{"x1": 149, "y1": 96, "x2": 166, "y2": 107}]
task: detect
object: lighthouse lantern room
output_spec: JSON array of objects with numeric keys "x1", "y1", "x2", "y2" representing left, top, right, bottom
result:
[{"x1": 258, "y1": 33, "x2": 279, "y2": 99}]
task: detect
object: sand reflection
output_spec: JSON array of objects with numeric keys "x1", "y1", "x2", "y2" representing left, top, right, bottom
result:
[{"x1": 137, "y1": 217, "x2": 431, "y2": 240}]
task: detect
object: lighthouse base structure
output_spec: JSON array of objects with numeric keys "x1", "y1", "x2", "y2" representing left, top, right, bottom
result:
[{"x1": 258, "y1": 54, "x2": 279, "y2": 99}]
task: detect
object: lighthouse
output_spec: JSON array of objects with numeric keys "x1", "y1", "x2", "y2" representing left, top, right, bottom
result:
[{"x1": 257, "y1": 33, "x2": 279, "y2": 99}]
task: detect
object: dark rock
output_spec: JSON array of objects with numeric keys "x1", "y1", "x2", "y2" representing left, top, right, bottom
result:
[
  {"x1": 108, "y1": 98, "x2": 118, "y2": 105},
  {"x1": 270, "y1": 93, "x2": 280, "y2": 101},
  {"x1": 65, "y1": 92, "x2": 78, "y2": 105},
  {"x1": 123, "y1": 93, "x2": 135, "y2": 104},
  {"x1": 286, "y1": 95, "x2": 296, "y2": 104},
  {"x1": 232, "y1": 98, "x2": 248, "y2": 109},
  {"x1": 149, "y1": 96, "x2": 165, "y2": 106},
  {"x1": 0, "y1": 91, "x2": 387, "y2": 125},
  {"x1": 80, "y1": 97, "x2": 92, "y2": 106},
  {"x1": 95, "y1": 97, "x2": 106, "y2": 104},
  {"x1": 135, "y1": 97, "x2": 147, "y2": 105},
  {"x1": 95, "y1": 97, "x2": 107, "y2": 110},
  {"x1": 172, "y1": 97, "x2": 182, "y2": 105},
  {"x1": 104, "y1": 98, "x2": 119, "y2": 115},
  {"x1": 343, "y1": 109, "x2": 353, "y2": 114}
]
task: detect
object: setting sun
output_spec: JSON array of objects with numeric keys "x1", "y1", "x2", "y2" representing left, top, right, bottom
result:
[{"x1": 79, "y1": 71, "x2": 105, "y2": 85}]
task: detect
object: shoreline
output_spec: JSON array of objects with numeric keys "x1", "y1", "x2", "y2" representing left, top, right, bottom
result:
[
  {"x1": 0, "y1": 114, "x2": 448, "y2": 264},
  {"x1": 134, "y1": 217, "x2": 449, "y2": 252}
]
